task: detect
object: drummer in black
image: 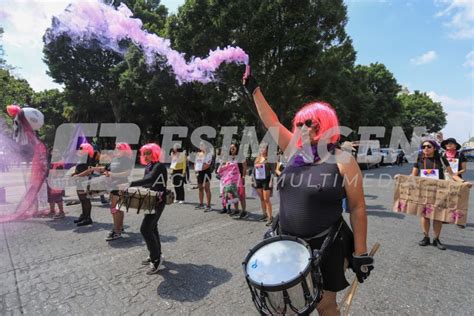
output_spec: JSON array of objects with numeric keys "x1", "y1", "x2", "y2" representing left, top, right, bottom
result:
[
  {"x1": 244, "y1": 66, "x2": 373, "y2": 314},
  {"x1": 72, "y1": 143, "x2": 97, "y2": 227},
  {"x1": 128, "y1": 143, "x2": 167, "y2": 275}
]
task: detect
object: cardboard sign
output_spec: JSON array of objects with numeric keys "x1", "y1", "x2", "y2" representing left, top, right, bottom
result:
[
  {"x1": 393, "y1": 175, "x2": 470, "y2": 226},
  {"x1": 255, "y1": 164, "x2": 266, "y2": 180},
  {"x1": 447, "y1": 158, "x2": 459, "y2": 174}
]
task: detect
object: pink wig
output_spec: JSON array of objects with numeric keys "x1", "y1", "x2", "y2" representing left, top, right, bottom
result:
[
  {"x1": 139, "y1": 143, "x2": 161, "y2": 165},
  {"x1": 6, "y1": 105, "x2": 21, "y2": 117},
  {"x1": 292, "y1": 101, "x2": 340, "y2": 145},
  {"x1": 79, "y1": 143, "x2": 94, "y2": 158},
  {"x1": 116, "y1": 142, "x2": 133, "y2": 157}
]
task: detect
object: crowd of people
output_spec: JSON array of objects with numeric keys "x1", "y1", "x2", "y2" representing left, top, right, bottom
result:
[{"x1": 3, "y1": 66, "x2": 472, "y2": 315}]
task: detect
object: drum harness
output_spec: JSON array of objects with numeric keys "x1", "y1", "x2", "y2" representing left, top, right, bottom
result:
[{"x1": 258, "y1": 215, "x2": 345, "y2": 315}]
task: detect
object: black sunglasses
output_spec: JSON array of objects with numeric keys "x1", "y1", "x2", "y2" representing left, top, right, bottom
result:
[
  {"x1": 296, "y1": 119, "x2": 314, "y2": 128},
  {"x1": 422, "y1": 145, "x2": 433, "y2": 149}
]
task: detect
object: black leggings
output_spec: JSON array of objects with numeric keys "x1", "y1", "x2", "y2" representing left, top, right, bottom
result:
[
  {"x1": 77, "y1": 190, "x2": 92, "y2": 219},
  {"x1": 172, "y1": 170, "x2": 185, "y2": 201},
  {"x1": 140, "y1": 202, "x2": 166, "y2": 262}
]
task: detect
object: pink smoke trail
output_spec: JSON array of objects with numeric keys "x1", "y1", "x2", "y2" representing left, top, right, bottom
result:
[{"x1": 45, "y1": 1, "x2": 249, "y2": 84}]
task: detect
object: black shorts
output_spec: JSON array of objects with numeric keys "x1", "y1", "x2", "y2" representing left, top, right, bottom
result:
[
  {"x1": 197, "y1": 170, "x2": 212, "y2": 185},
  {"x1": 255, "y1": 177, "x2": 272, "y2": 190},
  {"x1": 306, "y1": 220, "x2": 354, "y2": 292}
]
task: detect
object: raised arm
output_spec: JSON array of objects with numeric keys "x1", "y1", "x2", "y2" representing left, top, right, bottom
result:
[{"x1": 243, "y1": 66, "x2": 293, "y2": 151}]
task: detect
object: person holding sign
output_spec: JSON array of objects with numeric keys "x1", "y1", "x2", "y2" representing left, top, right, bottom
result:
[
  {"x1": 252, "y1": 144, "x2": 274, "y2": 226},
  {"x1": 441, "y1": 138, "x2": 467, "y2": 180},
  {"x1": 194, "y1": 142, "x2": 213, "y2": 212},
  {"x1": 411, "y1": 139, "x2": 467, "y2": 250},
  {"x1": 170, "y1": 143, "x2": 187, "y2": 204}
]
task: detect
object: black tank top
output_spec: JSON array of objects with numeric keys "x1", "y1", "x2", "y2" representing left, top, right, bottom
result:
[{"x1": 278, "y1": 161, "x2": 345, "y2": 238}]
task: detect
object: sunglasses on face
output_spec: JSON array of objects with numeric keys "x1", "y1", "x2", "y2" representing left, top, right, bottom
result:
[
  {"x1": 296, "y1": 119, "x2": 314, "y2": 128},
  {"x1": 422, "y1": 145, "x2": 433, "y2": 149}
]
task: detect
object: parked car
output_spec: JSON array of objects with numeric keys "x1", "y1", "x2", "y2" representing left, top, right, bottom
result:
[
  {"x1": 380, "y1": 148, "x2": 398, "y2": 165},
  {"x1": 352, "y1": 140, "x2": 382, "y2": 169},
  {"x1": 461, "y1": 147, "x2": 474, "y2": 162}
]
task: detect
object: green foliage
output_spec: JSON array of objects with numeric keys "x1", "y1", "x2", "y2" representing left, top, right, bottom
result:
[
  {"x1": 32, "y1": 89, "x2": 69, "y2": 146},
  {"x1": 398, "y1": 90, "x2": 447, "y2": 137},
  {"x1": 36, "y1": 0, "x2": 447, "y2": 147},
  {"x1": 0, "y1": 69, "x2": 34, "y2": 106},
  {"x1": 0, "y1": 27, "x2": 5, "y2": 68}
]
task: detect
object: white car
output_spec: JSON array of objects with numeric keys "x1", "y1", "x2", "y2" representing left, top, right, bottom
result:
[{"x1": 380, "y1": 148, "x2": 398, "y2": 165}]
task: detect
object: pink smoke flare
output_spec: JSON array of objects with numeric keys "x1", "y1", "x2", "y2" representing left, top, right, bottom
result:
[{"x1": 45, "y1": 1, "x2": 249, "y2": 84}]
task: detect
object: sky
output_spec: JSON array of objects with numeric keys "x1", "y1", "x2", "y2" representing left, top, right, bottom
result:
[{"x1": 0, "y1": 0, "x2": 473, "y2": 143}]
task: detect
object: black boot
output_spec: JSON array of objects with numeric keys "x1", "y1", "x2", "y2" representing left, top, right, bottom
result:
[
  {"x1": 77, "y1": 218, "x2": 93, "y2": 227},
  {"x1": 418, "y1": 236, "x2": 430, "y2": 246},
  {"x1": 432, "y1": 238, "x2": 446, "y2": 250},
  {"x1": 73, "y1": 214, "x2": 85, "y2": 223}
]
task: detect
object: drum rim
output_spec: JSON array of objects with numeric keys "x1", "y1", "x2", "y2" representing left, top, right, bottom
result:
[{"x1": 242, "y1": 235, "x2": 313, "y2": 291}]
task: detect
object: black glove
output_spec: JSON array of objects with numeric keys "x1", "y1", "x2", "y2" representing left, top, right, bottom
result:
[
  {"x1": 242, "y1": 65, "x2": 260, "y2": 95},
  {"x1": 351, "y1": 253, "x2": 374, "y2": 283}
]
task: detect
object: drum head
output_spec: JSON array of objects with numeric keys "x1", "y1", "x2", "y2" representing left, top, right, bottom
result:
[{"x1": 246, "y1": 239, "x2": 311, "y2": 287}]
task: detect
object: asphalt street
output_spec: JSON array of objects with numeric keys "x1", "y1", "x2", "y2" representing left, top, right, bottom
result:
[{"x1": 0, "y1": 162, "x2": 473, "y2": 315}]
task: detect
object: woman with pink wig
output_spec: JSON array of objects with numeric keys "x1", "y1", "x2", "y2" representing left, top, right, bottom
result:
[
  {"x1": 243, "y1": 66, "x2": 373, "y2": 314},
  {"x1": 128, "y1": 143, "x2": 167, "y2": 275},
  {"x1": 72, "y1": 143, "x2": 97, "y2": 226},
  {"x1": 93, "y1": 143, "x2": 134, "y2": 241}
]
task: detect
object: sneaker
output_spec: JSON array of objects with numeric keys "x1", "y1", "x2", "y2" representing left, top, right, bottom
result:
[
  {"x1": 178, "y1": 201, "x2": 184, "y2": 204},
  {"x1": 195, "y1": 204, "x2": 205, "y2": 210},
  {"x1": 433, "y1": 238, "x2": 446, "y2": 250},
  {"x1": 53, "y1": 212, "x2": 66, "y2": 220},
  {"x1": 418, "y1": 236, "x2": 430, "y2": 246},
  {"x1": 73, "y1": 214, "x2": 85, "y2": 223},
  {"x1": 265, "y1": 217, "x2": 273, "y2": 227},
  {"x1": 257, "y1": 214, "x2": 268, "y2": 222},
  {"x1": 173, "y1": 200, "x2": 178, "y2": 203},
  {"x1": 106, "y1": 231, "x2": 122, "y2": 241},
  {"x1": 204, "y1": 205, "x2": 212, "y2": 212},
  {"x1": 237, "y1": 210, "x2": 249, "y2": 219},
  {"x1": 146, "y1": 259, "x2": 164, "y2": 275},
  {"x1": 220, "y1": 207, "x2": 228, "y2": 214},
  {"x1": 76, "y1": 218, "x2": 93, "y2": 227}
]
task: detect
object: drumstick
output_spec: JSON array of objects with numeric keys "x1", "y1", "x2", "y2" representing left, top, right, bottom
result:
[{"x1": 340, "y1": 243, "x2": 380, "y2": 316}]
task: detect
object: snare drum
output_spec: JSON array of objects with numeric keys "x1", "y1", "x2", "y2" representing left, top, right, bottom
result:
[
  {"x1": 242, "y1": 235, "x2": 322, "y2": 315},
  {"x1": 117, "y1": 187, "x2": 162, "y2": 214}
]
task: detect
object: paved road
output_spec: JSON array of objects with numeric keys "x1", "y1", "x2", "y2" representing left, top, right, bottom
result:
[{"x1": 1, "y1": 163, "x2": 473, "y2": 315}]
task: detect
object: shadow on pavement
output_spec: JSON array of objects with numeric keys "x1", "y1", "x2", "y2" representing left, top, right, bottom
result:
[
  {"x1": 445, "y1": 244, "x2": 474, "y2": 255},
  {"x1": 95, "y1": 233, "x2": 176, "y2": 249},
  {"x1": 157, "y1": 261, "x2": 232, "y2": 302}
]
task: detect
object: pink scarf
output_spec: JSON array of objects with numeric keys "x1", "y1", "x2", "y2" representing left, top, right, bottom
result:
[{"x1": 445, "y1": 149, "x2": 457, "y2": 159}]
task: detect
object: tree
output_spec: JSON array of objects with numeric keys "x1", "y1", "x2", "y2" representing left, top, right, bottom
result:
[
  {"x1": 166, "y1": 0, "x2": 358, "y2": 136},
  {"x1": 398, "y1": 91, "x2": 447, "y2": 138},
  {"x1": 43, "y1": 0, "x2": 169, "y2": 124},
  {"x1": 338, "y1": 63, "x2": 402, "y2": 142},
  {"x1": 32, "y1": 89, "x2": 69, "y2": 147},
  {"x1": 0, "y1": 27, "x2": 5, "y2": 68}
]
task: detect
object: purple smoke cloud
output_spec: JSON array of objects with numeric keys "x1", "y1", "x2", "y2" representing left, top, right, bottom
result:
[{"x1": 45, "y1": 1, "x2": 249, "y2": 84}]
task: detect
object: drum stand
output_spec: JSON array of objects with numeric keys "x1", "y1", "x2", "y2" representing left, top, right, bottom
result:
[{"x1": 339, "y1": 243, "x2": 380, "y2": 316}]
